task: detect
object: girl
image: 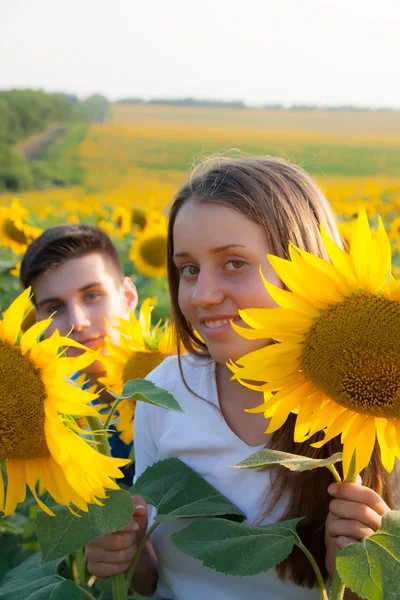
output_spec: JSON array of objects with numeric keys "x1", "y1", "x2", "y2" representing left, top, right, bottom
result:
[{"x1": 86, "y1": 157, "x2": 393, "y2": 599}]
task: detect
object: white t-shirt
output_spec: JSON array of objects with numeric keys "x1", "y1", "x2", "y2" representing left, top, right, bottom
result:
[{"x1": 135, "y1": 355, "x2": 321, "y2": 600}]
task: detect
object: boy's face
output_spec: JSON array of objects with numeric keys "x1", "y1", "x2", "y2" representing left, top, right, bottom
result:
[{"x1": 33, "y1": 252, "x2": 138, "y2": 374}]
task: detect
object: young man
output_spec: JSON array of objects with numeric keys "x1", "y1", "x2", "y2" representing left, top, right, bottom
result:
[{"x1": 20, "y1": 223, "x2": 138, "y2": 486}]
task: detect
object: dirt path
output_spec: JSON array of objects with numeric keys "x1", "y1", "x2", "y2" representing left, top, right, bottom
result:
[{"x1": 16, "y1": 123, "x2": 64, "y2": 159}]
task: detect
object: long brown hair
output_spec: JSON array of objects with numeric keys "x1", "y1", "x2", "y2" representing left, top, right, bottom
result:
[{"x1": 166, "y1": 156, "x2": 394, "y2": 587}]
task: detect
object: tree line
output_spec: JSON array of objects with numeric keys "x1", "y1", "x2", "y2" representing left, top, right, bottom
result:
[{"x1": 116, "y1": 97, "x2": 399, "y2": 111}]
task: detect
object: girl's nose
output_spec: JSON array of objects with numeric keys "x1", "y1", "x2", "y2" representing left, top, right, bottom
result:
[{"x1": 191, "y1": 271, "x2": 225, "y2": 307}]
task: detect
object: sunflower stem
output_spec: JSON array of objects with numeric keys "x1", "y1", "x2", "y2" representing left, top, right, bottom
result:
[
  {"x1": 87, "y1": 416, "x2": 126, "y2": 599},
  {"x1": 326, "y1": 464, "x2": 342, "y2": 484},
  {"x1": 77, "y1": 585, "x2": 97, "y2": 600},
  {"x1": 75, "y1": 546, "x2": 86, "y2": 584},
  {"x1": 294, "y1": 539, "x2": 329, "y2": 600},
  {"x1": 125, "y1": 522, "x2": 159, "y2": 593},
  {"x1": 112, "y1": 573, "x2": 128, "y2": 600},
  {"x1": 329, "y1": 571, "x2": 345, "y2": 600},
  {"x1": 103, "y1": 397, "x2": 124, "y2": 431},
  {"x1": 86, "y1": 416, "x2": 111, "y2": 457},
  {"x1": 330, "y1": 450, "x2": 358, "y2": 599}
]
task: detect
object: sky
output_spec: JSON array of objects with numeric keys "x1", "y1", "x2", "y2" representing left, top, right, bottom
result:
[{"x1": 2, "y1": 0, "x2": 400, "y2": 107}]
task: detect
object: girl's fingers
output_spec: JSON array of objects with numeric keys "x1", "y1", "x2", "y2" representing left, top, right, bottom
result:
[
  {"x1": 87, "y1": 560, "x2": 133, "y2": 578},
  {"x1": 85, "y1": 543, "x2": 137, "y2": 565},
  {"x1": 334, "y1": 535, "x2": 361, "y2": 550},
  {"x1": 87, "y1": 529, "x2": 136, "y2": 552},
  {"x1": 327, "y1": 517, "x2": 375, "y2": 540},
  {"x1": 328, "y1": 483, "x2": 390, "y2": 516},
  {"x1": 329, "y1": 498, "x2": 383, "y2": 531}
]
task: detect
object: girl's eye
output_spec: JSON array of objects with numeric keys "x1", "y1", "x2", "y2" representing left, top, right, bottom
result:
[
  {"x1": 225, "y1": 260, "x2": 245, "y2": 271},
  {"x1": 179, "y1": 265, "x2": 199, "y2": 277}
]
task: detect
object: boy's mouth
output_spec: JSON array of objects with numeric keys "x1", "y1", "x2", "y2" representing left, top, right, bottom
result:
[{"x1": 68, "y1": 337, "x2": 105, "y2": 355}]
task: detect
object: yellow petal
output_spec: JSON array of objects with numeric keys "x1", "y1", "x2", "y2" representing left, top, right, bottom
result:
[
  {"x1": 376, "y1": 419, "x2": 397, "y2": 473},
  {"x1": 265, "y1": 386, "x2": 308, "y2": 434},
  {"x1": 321, "y1": 225, "x2": 357, "y2": 287},
  {"x1": 1, "y1": 288, "x2": 31, "y2": 346},
  {"x1": 4, "y1": 460, "x2": 27, "y2": 516},
  {"x1": 287, "y1": 245, "x2": 346, "y2": 305},
  {"x1": 139, "y1": 298, "x2": 156, "y2": 336},
  {"x1": 384, "y1": 279, "x2": 400, "y2": 301},
  {"x1": 350, "y1": 208, "x2": 379, "y2": 293},
  {"x1": 20, "y1": 319, "x2": 52, "y2": 355},
  {"x1": 231, "y1": 319, "x2": 304, "y2": 343},
  {"x1": 305, "y1": 397, "x2": 346, "y2": 440},
  {"x1": 0, "y1": 470, "x2": 4, "y2": 512},
  {"x1": 369, "y1": 216, "x2": 392, "y2": 292},
  {"x1": 293, "y1": 389, "x2": 322, "y2": 442},
  {"x1": 260, "y1": 268, "x2": 318, "y2": 316},
  {"x1": 25, "y1": 461, "x2": 55, "y2": 516},
  {"x1": 294, "y1": 244, "x2": 352, "y2": 296},
  {"x1": 311, "y1": 409, "x2": 354, "y2": 449},
  {"x1": 341, "y1": 415, "x2": 375, "y2": 478}
]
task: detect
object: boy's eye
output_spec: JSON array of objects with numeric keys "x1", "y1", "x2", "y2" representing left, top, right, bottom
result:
[
  {"x1": 46, "y1": 304, "x2": 63, "y2": 315},
  {"x1": 225, "y1": 260, "x2": 245, "y2": 271},
  {"x1": 85, "y1": 291, "x2": 101, "y2": 301},
  {"x1": 179, "y1": 265, "x2": 199, "y2": 277}
]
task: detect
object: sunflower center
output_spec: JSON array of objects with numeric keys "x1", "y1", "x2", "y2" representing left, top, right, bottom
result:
[
  {"x1": 301, "y1": 294, "x2": 400, "y2": 418},
  {"x1": 0, "y1": 342, "x2": 49, "y2": 460},
  {"x1": 131, "y1": 209, "x2": 147, "y2": 230},
  {"x1": 123, "y1": 350, "x2": 165, "y2": 382},
  {"x1": 3, "y1": 219, "x2": 28, "y2": 245},
  {"x1": 139, "y1": 236, "x2": 166, "y2": 268}
]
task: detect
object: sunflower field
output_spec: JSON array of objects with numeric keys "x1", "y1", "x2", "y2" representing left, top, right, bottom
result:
[{"x1": 2, "y1": 103, "x2": 400, "y2": 600}]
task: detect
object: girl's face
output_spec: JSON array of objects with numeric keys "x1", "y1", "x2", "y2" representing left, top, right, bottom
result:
[{"x1": 173, "y1": 200, "x2": 282, "y2": 365}]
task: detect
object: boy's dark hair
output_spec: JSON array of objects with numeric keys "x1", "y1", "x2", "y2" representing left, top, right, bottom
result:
[{"x1": 20, "y1": 224, "x2": 124, "y2": 292}]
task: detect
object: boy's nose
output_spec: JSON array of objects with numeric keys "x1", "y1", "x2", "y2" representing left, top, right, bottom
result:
[{"x1": 69, "y1": 303, "x2": 90, "y2": 332}]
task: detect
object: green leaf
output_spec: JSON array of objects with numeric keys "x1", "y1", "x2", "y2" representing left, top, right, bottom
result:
[
  {"x1": 0, "y1": 578, "x2": 82, "y2": 600},
  {"x1": 0, "y1": 554, "x2": 74, "y2": 600},
  {"x1": 36, "y1": 489, "x2": 134, "y2": 563},
  {"x1": 110, "y1": 378, "x2": 184, "y2": 413},
  {"x1": 170, "y1": 517, "x2": 303, "y2": 576},
  {"x1": 336, "y1": 510, "x2": 400, "y2": 600},
  {"x1": 0, "y1": 520, "x2": 23, "y2": 534},
  {"x1": 235, "y1": 448, "x2": 343, "y2": 472},
  {"x1": 131, "y1": 458, "x2": 245, "y2": 523}
]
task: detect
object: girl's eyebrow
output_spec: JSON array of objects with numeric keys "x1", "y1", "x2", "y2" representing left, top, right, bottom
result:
[{"x1": 173, "y1": 244, "x2": 246, "y2": 259}]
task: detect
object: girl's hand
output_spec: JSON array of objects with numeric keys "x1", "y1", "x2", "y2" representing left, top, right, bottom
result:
[
  {"x1": 325, "y1": 477, "x2": 390, "y2": 577},
  {"x1": 85, "y1": 495, "x2": 148, "y2": 578}
]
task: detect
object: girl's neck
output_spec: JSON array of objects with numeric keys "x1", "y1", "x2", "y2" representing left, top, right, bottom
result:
[{"x1": 215, "y1": 362, "x2": 271, "y2": 447}]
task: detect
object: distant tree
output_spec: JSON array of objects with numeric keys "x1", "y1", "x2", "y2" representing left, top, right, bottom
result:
[{"x1": 0, "y1": 143, "x2": 33, "y2": 191}]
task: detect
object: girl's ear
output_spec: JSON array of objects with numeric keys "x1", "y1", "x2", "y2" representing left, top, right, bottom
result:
[{"x1": 122, "y1": 277, "x2": 138, "y2": 312}]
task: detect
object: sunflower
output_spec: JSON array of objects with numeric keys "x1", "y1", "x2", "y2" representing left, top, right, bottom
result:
[
  {"x1": 0, "y1": 200, "x2": 42, "y2": 255},
  {"x1": 0, "y1": 289, "x2": 130, "y2": 517},
  {"x1": 229, "y1": 209, "x2": 400, "y2": 478},
  {"x1": 98, "y1": 298, "x2": 177, "y2": 444},
  {"x1": 131, "y1": 208, "x2": 165, "y2": 231},
  {"x1": 111, "y1": 206, "x2": 132, "y2": 238},
  {"x1": 9, "y1": 262, "x2": 21, "y2": 278},
  {"x1": 129, "y1": 218, "x2": 167, "y2": 279}
]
